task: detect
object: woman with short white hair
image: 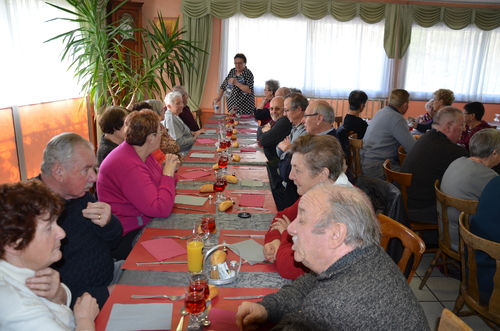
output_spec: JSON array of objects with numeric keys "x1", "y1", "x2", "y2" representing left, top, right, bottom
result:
[{"x1": 164, "y1": 91, "x2": 205, "y2": 155}]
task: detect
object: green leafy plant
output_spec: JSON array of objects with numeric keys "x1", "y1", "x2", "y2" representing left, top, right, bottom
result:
[{"x1": 46, "y1": 0, "x2": 204, "y2": 110}]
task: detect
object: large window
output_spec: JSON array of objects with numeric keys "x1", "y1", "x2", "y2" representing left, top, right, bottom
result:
[
  {"x1": 0, "y1": 0, "x2": 81, "y2": 107},
  {"x1": 221, "y1": 14, "x2": 391, "y2": 98},
  {"x1": 404, "y1": 23, "x2": 500, "y2": 103},
  {"x1": 222, "y1": 14, "x2": 500, "y2": 103}
]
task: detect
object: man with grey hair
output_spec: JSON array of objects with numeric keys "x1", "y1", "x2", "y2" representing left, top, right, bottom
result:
[
  {"x1": 402, "y1": 107, "x2": 468, "y2": 232},
  {"x1": 37, "y1": 132, "x2": 123, "y2": 309},
  {"x1": 171, "y1": 85, "x2": 200, "y2": 131},
  {"x1": 276, "y1": 92, "x2": 309, "y2": 158},
  {"x1": 236, "y1": 185, "x2": 429, "y2": 330},
  {"x1": 441, "y1": 129, "x2": 500, "y2": 250},
  {"x1": 275, "y1": 86, "x2": 292, "y2": 98},
  {"x1": 361, "y1": 89, "x2": 416, "y2": 180},
  {"x1": 273, "y1": 98, "x2": 332, "y2": 210}
]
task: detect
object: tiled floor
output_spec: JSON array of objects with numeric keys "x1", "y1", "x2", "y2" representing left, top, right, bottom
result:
[{"x1": 412, "y1": 253, "x2": 491, "y2": 330}]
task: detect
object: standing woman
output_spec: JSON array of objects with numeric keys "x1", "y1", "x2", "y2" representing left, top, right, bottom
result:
[{"x1": 214, "y1": 53, "x2": 255, "y2": 115}]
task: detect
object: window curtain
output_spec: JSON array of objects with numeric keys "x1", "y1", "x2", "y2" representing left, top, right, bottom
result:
[
  {"x1": 182, "y1": 14, "x2": 212, "y2": 110},
  {"x1": 182, "y1": 0, "x2": 500, "y2": 59},
  {"x1": 0, "y1": 0, "x2": 81, "y2": 107}
]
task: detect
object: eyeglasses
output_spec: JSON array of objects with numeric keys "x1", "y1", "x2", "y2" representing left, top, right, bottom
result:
[
  {"x1": 303, "y1": 113, "x2": 319, "y2": 117},
  {"x1": 284, "y1": 107, "x2": 297, "y2": 113},
  {"x1": 269, "y1": 107, "x2": 283, "y2": 111}
]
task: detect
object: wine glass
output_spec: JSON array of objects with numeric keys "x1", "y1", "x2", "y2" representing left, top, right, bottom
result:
[
  {"x1": 199, "y1": 215, "x2": 216, "y2": 248},
  {"x1": 494, "y1": 114, "x2": 500, "y2": 122},
  {"x1": 184, "y1": 285, "x2": 206, "y2": 330},
  {"x1": 218, "y1": 151, "x2": 229, "y2": 174},
  {"x1": 189, "y1": 273, "x2": 210, "y2": 302},
  {"x1": 214, "y1": 172, "x2": 226, "y2": 204}
]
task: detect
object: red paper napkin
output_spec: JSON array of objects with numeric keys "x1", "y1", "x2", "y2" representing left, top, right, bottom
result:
[
  {"x1": 139, "y1": 238, "x2": 186, "y2": 261},
  {"x1": 240, "y1": 148, "x2": 257, "y2": 152},
  {"x1": 240, "y1": 114, "x2": 253, "y2": 118},
  {"x1": 239, "y1": 194, "x2": 265, "y2": 208},
  {"x1": 239, "y1": 129, "x2": 257, "y2": 133},
  {"x1": 197, "y1": 138, "x2": 215, "y2": 144},
  {"x1": 179, "y1": 170, "x2": 211, "y2": 179}
]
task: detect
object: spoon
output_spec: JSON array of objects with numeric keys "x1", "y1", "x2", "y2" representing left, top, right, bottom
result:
[
  {"x1": 201, "y1": 303, "x2": 212, "y2": 326},
  {"x1": 176, "y1": 306, "x2": 189, "y2": 331},
  {"x1": 208, "y1": 194, "x2": 213, "y2": 204}
]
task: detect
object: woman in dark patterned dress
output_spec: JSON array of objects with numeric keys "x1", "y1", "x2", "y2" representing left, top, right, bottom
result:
[{"x1": 214, "y1": 53, "x2": 255, "y2": 115}]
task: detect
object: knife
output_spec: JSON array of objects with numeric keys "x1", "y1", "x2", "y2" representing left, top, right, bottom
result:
[
  {"x1": 223, "y1": 295, "x2": 265, "y2": 300},
  {"x1": 174, "y1": 206, "x2": 207, "y2": 212},
  {"x1": 223, "y1": 234, "x2": 265, "y2": 238},
  {"x1": 178, "y1": 179, "x2": 213, "y2": 182},
  {"x1": 136, "y1": 261, "x2": 188, "y2": 265}
]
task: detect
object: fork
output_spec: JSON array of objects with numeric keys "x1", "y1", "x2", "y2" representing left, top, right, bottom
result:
[
  {"x1": 151, "y1": 234, "x2": 193, "y2": 239},
  {"x1": 185, "y1": 168, "x2": 212, "y2": 172},
  {"x1": 131, "y1": 294, "x2": 186, "y2": 300}
]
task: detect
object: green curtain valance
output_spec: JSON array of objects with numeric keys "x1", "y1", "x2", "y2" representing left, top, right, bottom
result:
[
  {"x1": 181, "y1": 0, "x2": 387, "y2": 23},
  {"x1": 182, "y1": 0, "x2": 500, "y2": 59},
  {"x1": 411, "y1": 5, "x2": 500, "y2": 31}
]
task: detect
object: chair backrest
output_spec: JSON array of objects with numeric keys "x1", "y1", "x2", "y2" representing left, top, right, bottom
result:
[
  {"x1": 458, "y1": 214, "x2": 500, "y2": 325},
  {"x1": 348, "y1": 133, "x2": 362, "y2": 177},
  {"x1": 435, "y1": 180, "x2": 478, "y2": 260},
  {"x1": 397, "y1": 145, "x2": 406, "y2": 166},
  {"x1": 383, "y1": 159, "x2": 412, "y2": 213},
  {"x1": 437, "y1": 308, "x2": 472, "y2": 331},
  {"x1": 378, "y1": 214, "x2": 425, "y2": 283},
  {"x1": 334, "y1": 116, "x2": 342, "y2": 128}
]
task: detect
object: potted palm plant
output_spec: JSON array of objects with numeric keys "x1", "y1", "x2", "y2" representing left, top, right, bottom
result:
[{"x1": 46, "y1": 0, "x2": 204, "y2": 110}]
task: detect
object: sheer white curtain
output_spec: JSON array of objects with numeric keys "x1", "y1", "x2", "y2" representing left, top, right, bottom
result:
[
  {"x1": 403, "y1": 22, "x2": 500, "y2": 103},
  {"x1": 0, "y1": 0, "x2": 81, "y2": 107},
  {"x1": 220, "y1": 14, "x2": 391, "y2": 99}
]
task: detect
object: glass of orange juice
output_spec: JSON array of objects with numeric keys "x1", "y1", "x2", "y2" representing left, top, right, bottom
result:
[{"x1": 187, "y1": 236, "x2": 204, "y2": 273}]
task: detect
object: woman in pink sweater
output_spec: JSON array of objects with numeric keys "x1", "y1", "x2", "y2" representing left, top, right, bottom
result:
[
  {"x1": 97, "y1": 110, "x2": 180, "y2": 259},
  {"x1": 264, "y1": 135, "x2": 352, "y2": 279}
]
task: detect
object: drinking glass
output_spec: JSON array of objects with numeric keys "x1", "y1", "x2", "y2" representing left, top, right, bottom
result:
[
  {"x1": 495, "y1": 114, "x2": 500, "y2": 122},
  {"x1": 186, "y1": 236, "x2": 204, "y2": 273},
  {"x1": 214, "y1": 172, "x2": 226, "y2": 204},
  {"x1": 218, "y1": 152, "x2": 229, "y2": 170},
  {"x1": 189, "y1": 272, "x2": 210, "y2": 302},
  {"x1": 184, "y1": 286, "x2": 206, "y2": 330}
]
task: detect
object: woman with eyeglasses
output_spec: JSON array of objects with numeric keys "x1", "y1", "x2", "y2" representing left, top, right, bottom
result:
[
  {"x1": 98, "y1": 110, "x2": 181, "y2": 259},
  {"x1": 458, "y1": 101, "x2": 492, "y2": 151},
  {"x1": 164, "y1": 92, "x2": 206, "y2": 155},
  {"x1": 214, "y1": 53, "x2": 255, "y2": 115}
]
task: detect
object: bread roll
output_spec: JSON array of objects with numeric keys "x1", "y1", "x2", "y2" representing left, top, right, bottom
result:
[
  {"x1": 232, "y1": 154, "x2": 241, "y2": 162},
  {"x1": 224, "y1": 175, "x2": 237, "y2": 184},
  {"x1": 210, "y1": 250, "x2": 227, "y2": 265},
  {"x1": 200, "y1": 184, "x2": 214, "y2": 193},
  {"x1": 218, "y1": 200, "x2": 233, "y2": 211}
]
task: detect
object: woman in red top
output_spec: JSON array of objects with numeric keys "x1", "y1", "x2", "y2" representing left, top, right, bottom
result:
[
  {"x1": 263, "y1": 135, "x2": 353, "y2": 279},
  {"x1": 459, "y1": 102, "x2": 492, "y2": 151}
]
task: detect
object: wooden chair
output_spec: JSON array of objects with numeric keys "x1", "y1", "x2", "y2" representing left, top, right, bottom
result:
[
  {"x1": 438, "y1": 308, "x2": 473, "y2": 331},
  {"x1": 193, "y1": 108, "x2": 203, "y2": 128},
  {"x1": 348, "y1": 133, "x2": 362, "y2": 177},
  {"x1": 334, "y1": 116, "x2": 342, "y2": 128},
  {"x1": 378, "y1": 214, "x2": 425, "y2": 283},
  {"x1": 453, "y1": 214, "x2": 500, "y2": 329},
  {"x1": 419, "y1": 180, "x2": 478, "y2": 289},
  {"x1": 382, "y1": 159, "x2": 438, "y2": 254},
  {"x1": 397, "y1": 145, "x2": 406, "y2": 166}
]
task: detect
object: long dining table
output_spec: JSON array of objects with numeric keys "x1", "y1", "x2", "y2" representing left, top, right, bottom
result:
[{"x1": 95, "y1": 113, "x2": 289, "y2": 331}]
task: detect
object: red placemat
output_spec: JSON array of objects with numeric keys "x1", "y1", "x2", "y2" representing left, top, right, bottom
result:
[
  {"x1": 219, "y1": 230, "x2": 277, "y2": 273},
  {"x1": 95, "y1": 285, "x2": 279, "y2": 331},
  {"x1": 123, "y1": 228, "x2": 194, "y2": 271},
  {"x1": 174, "y1": 190, "x2": 277, "y2": 215},
  {"x1": 239, "y1": 194, "x2": 265, "y2": 208},
  {"x1": 176, "y1": 166, "x2": 269, "y2": 183}
]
